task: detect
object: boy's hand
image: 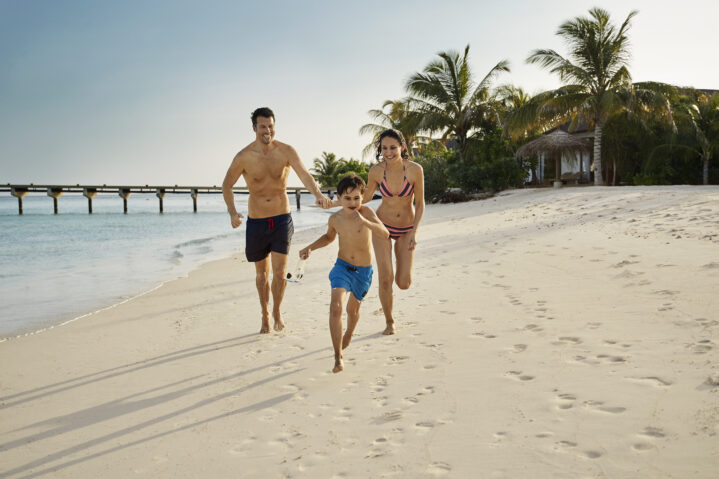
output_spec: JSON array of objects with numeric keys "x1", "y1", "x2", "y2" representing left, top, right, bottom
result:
[
  {"x1": 352, "y1": 208, "x2": 371, "y2": 226},
  {"x1": 299, "y1": 246, "x2": 311, "y2": 259}
]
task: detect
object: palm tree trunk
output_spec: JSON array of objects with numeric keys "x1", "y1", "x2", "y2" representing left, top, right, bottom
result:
[
  {"x1": 593, "y1": 122, "x2": 604, "y2": 186},
  {"x1": 612, "y1": 159, "x2": 617, "y2": 186},
  {"x1": 703, "y1": 154, "x2": 710, "y2": 185}
]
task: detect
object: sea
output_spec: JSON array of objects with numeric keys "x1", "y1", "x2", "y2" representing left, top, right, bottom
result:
[{"x1": 0, "y1": 191, "x2": 333, "y2": 339}]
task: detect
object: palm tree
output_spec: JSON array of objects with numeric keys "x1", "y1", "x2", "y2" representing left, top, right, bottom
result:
[
  {"x1": 405, "y1": 44, "x2": 510, "y2": 162},
  {"x1": 511, "y1": 8, "x2": 651, "y2": 185},
  {"x1": 359, "y1": 99, "x2": 425, "y2": 159},
  {"x1": 311, "y1": 152, "x2": 345, "y2": 188},
  {"x1": 651, "y1": 91, "x2": 719, "y2": 185}
]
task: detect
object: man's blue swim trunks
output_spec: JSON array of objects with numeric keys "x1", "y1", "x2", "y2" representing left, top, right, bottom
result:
[
  {"x1": 245, "y1": 213, "x2": 294, "y2": 262},
  {"x1": 329, "y1": 258, "x2": 373, "y2": 301}
]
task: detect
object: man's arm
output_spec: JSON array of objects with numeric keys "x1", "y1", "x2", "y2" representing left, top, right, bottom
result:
[
  {"x1": 222, "y1": 153, "x2": 245, "y2": 228},
  {"x1": 299, "y1": 217, "x2": 337, "y2": 259},
  {"x1": 358, "y1": 206, "x2": 390, "y2": 239},
  {"x1": 286, "y1": 145, "x2": 332, "y2": 208}
]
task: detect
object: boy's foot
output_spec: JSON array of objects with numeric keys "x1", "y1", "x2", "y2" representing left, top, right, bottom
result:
[
  {"x1": 383, "y1": 322, "x2": 396, "y2": 335},
  {"x1": 341, "y1": 333, "x2": 352, "y2": 350},
  {"x1": 333, "y1": 358, "x2": 344, "y2": 373},
  {"x1": 260, "y1": 323, "x2": 271, "y2": 334}
]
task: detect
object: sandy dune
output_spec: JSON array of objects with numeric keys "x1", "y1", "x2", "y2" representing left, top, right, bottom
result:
[{"x1": 1, "y1": 185, "x2": 718, "y2": 478}]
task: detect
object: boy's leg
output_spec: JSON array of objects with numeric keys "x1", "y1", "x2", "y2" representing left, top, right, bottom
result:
[
  {"x1": 329, "y1": 288, "x2": 347, "y2": 373},
  {"x1": 372, "y1": 233, "x2": 396, "y2": 335},
  {"x1": 342, "y1": 294, "x2": 361, "y2": 350},
  {"x1": 253, "y1": 258, "x2": 271, "y2": 333},
  {"x1": 270, "y1": 251, "x2": 289, "y2": 331}
]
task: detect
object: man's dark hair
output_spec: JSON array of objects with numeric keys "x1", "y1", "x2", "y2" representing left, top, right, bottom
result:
[
  {"x1": 336, "y1": 174, "x2": 366, "y2": 196},
  {"x1": 251, "y1": 107, "x2": 275, "y2": 126}
]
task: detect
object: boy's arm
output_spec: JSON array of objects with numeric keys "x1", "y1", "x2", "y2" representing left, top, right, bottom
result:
[
  {"x1": 299, "y1": 217, "x2": 338, "y2": 259},
  {"x1": 358, "y1": 206, "x2": 390, "y2": 239}
]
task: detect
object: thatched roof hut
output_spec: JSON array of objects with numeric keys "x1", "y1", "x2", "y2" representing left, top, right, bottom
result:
[
  {"x1": 516, "y1": 130, "x2": 591, "y2": 185},
  {"x1": 516, "y1": 130, "x2": 590, "y2": 159}
]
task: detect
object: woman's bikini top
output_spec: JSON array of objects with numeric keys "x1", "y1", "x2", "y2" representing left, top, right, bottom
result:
[{"x1": 378, "y1": 162, "x2": 414, "y2": 198}]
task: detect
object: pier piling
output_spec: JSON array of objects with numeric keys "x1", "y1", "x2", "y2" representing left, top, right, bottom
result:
[
  {"x1": 83, "y1": 188, "x2": 97, "y2": 214},
  {"x1": 10, "y1": 187, "x2": 29, "y2": 215},
  {"x1": 47, "y1": 187, "x2": 63, "y2": 214},
  {"x1": 119, "y1": 188, "x2": 131, "y2": 214},
  {"x1": 191, "y1": 189, "x2": 198, "y2": 213},
  {"x1": 156, "y1": 188, "x2": 166, "y2": 213}
]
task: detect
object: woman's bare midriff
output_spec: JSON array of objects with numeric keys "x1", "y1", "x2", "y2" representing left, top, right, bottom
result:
[{"x1": 376, "y1": 197, "x2": 415, "y2": 227}]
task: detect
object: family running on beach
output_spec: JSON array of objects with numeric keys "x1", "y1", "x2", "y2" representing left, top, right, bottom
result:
[{"x1": 222, "y1": 107, "x2": 425, "y2": 373}]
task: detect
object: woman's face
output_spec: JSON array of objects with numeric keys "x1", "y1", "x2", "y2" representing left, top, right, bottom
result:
[{"x1": 380, "y1": 137, "x2": 404, "y2": 162}]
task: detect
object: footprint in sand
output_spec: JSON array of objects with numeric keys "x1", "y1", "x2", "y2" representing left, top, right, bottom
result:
[
  {"x1": 505, "y1": 370, "x2": 535, "y2": 381},
  {"x1": 625, "y1": 376, "x2": 673, "y2": 387},
  {"x1": 584, "y1": 400, "x2": 626, "y2": 414},
  {"x1": 427, "y1": 462, "x2": 452, "y2": 476},
  {"x1": 524, "y1": 323, "x2": 544, "y2": 333},
  {"x1": 511, "y1": 344, "x2": 527, "y2": 353},
  {"x1": 689, "y1": 340, "x2": 714, "y2": 354},
  {"x1": 553, "y1": 336, "x2": 583, "y2": 346},
  {"x1": 555, "y1": 393, "x2": 577, "y2": 410}
]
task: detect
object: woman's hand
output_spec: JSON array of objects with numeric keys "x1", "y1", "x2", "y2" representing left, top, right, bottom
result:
[{"x1": 407, "y1": 229, "x2": 417, "y2": 250}]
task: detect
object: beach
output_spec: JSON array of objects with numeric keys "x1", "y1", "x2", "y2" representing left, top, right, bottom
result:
[{"x1": 1, "y1": 185, "x2": 718, "y2": 478}]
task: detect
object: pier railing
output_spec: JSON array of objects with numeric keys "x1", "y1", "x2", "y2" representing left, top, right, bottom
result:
[{"x1": 1, "y1": 184, "x2": 335, "y2": 215}]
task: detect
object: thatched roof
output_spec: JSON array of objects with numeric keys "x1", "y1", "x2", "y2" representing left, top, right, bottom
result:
[{"x1": 516, "y1": 130, "x2": 591, "y2": 158}]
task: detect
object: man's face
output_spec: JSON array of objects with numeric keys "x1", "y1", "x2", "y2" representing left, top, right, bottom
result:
[
  {"x1": 339, "y1": 186, "x2": 363, "y2": 213},
  {"x1": 253, "y1": 116, "x2": 275, "y2": 145}
]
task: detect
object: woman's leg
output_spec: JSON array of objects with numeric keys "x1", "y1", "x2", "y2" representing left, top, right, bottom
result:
[
  {"x1": 394, "y1": 233, "x2": 416, "y2": 290},
  {"x1": 372, "y1": 233, "x2": 396, "y2": 334}
]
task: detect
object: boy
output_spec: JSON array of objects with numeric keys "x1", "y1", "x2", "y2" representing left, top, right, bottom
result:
[{"x1": 299, "y1": 174, "x2": 389, "y2": 373}]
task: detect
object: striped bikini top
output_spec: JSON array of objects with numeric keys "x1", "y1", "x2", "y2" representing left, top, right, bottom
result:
[{"x1": 378, "y1": 163, "x2": 414, "y2": 198}]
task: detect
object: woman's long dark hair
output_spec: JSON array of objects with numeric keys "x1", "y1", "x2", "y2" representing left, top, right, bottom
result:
[{"x1": 375, "y1": 129, "x2": 409, "y2": 162}]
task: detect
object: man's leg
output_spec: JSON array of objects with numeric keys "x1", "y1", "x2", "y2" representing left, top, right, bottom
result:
[
  {"x1": 372, "y1": 233, "x2": 395, "y2": 334},
  {"x1": 329, "y1": 288, "x2": 347, "y2": 373},
  {"x1": 254, "y1": 258, "x2": 271, "y2": 334},
  {"x1": 342, "y1": 294, "x2": 361, "y2": 350},
  {"x1": 270, "y1": 251, "x2": 289, "y2": 331}
]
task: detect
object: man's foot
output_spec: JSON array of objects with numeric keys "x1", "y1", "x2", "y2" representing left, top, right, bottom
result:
[
  {"x1": 333, "y1": 358, "x2": 344, "y2": 373},
  {"x1": 383, "y1": 322, "x2": 396, "y2": 335},
  {"x1": 273, "y1": 311, "x2": 285, "y2": 332},
  {"x1": 342, "y1": 333, "x2": 352, "y2": 350}
]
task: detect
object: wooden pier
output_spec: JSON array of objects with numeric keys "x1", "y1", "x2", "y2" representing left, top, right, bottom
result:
[{"x1": 1, "y1": 184, "x2": 335, "y2": 215}]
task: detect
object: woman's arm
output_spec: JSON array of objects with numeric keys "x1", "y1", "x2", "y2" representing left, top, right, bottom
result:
[{"x1": 408, "y1": 163, "x2": 425, "y2": 251}]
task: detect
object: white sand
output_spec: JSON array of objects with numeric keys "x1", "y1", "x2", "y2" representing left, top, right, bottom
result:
[{"x1": 1, "y1": 185, "x2": 718, "y2": 478}]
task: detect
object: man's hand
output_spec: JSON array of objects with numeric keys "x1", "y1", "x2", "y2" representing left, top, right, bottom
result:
[
  {"x1": 299, "y1": 246, "x2": 311, "y2": 259},
  {"x1": 230, "y1": 212, "x2": 244, "y2": 229},
  {"x1": 315, "y1": 194, "x2": 333, "y2": 209}
]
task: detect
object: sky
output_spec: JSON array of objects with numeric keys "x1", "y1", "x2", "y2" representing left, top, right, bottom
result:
[{"x1": 1, "y1": 0, "x2": 717, "y2": 187}]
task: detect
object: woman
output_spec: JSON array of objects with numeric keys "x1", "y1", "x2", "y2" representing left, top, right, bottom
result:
[{"x1": 363, "y1": 129, "x2": 425, "y2": 334}]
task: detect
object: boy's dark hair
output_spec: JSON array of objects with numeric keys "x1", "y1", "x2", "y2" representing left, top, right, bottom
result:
[
  {"x1": 251, "y1": 107, "x2": 275, "y2": 126},
  {"x1": 336, "y1": 174, "x2": 366, "y2": 196}
]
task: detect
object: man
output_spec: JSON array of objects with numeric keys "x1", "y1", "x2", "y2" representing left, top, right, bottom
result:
[{"x1": 222, "y1": 107, "x2": 332, "y2": 333}]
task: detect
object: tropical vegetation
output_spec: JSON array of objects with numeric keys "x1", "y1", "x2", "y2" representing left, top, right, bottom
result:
[{"x1": 350, "y1": 7, "x2": 718, "y2": 201}]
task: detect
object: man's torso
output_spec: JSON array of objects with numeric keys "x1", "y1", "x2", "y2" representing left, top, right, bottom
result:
[{"x1": 238, "y1": 142, "x2": 292, "y2": 218}]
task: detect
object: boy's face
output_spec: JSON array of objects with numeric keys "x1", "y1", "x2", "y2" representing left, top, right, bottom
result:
[{"x1": 339, "y1": 186, "x2": 363, "y2": 212}]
